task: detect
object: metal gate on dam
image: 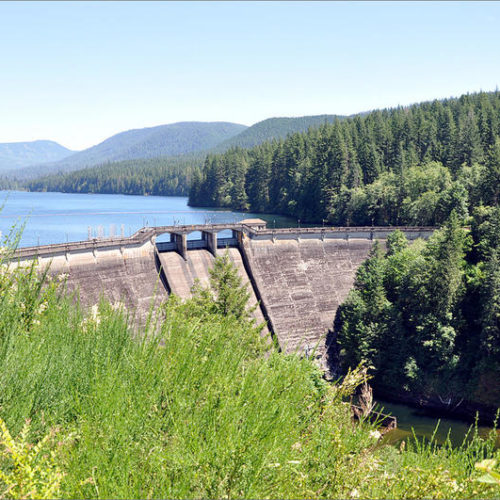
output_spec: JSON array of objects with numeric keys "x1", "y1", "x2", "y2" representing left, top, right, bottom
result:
[{"x1": 12, "y1": 220, "x2": 436, "y2": 369}]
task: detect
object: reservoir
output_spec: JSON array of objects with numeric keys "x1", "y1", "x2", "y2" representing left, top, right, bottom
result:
[{"x1": 0, "y1": 190, "x2": 298, "y2": 247}]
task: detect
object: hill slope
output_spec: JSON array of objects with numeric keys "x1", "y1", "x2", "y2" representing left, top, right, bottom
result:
[
  {"x1": 27, "y1": 155, "x2": 202, "y2": 197},
  {"x1": 14, "y1": 121, "x2": 247, "y2": 178},
  {"x1": 0, "y1": 140, "x2": 74, "y2": 173},
  {"x1": 214, "y1": 114, "x2": 345, "y2": 151}
]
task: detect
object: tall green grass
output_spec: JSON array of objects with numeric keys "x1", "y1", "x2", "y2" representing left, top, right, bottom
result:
[{"x1": 1, "y1": 234, "x2": 499, "y2": 498}]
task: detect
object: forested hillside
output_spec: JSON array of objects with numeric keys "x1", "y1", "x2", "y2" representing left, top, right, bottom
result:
[
  {"x1": 27, "y1": 156, "x2": 202, "y2": 197},
  {"x1": 189, "y1": 91, "x2": 500, "y2": 415},
  {"x1": 21, "y1": 115, "x2": 353, "y2": 195},
  {"x1": 338, "y1": 209, "x2": 500, "y2": 415},
  {"x1": 0, "y1": 140, "x2": 74, "y2": 173},
  {"x1": 14, "y1": 122, "x2": 246, "y2": 179},
  {"x1": 213, "y1": 114, "x2": 345, "y2": 151},
  {"x1": 189, "y1": 91, "x2": 500, "y2": 226}
]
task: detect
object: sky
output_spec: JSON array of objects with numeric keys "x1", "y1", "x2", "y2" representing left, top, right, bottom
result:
[{"x1": 0, "y1": 1, "x2": 499, "y2": 151}]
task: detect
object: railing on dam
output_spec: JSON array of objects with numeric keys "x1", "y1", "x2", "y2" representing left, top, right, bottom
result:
[{"x1": 12, "y1": 220, "x2": 440, "y2": 261}]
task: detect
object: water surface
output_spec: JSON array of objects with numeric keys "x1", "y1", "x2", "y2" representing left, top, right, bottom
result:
[
  {"x1": 0, "y1": 191, "x2": 299, "y2": 247},
  {"x1": 377, "y1": 399, "x2": 499, "y2": 449}
]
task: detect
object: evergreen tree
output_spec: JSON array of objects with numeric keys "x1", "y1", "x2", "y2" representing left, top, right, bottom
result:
[{"x1": 208, "y1": 251, "x2": 254, "y2": 320}]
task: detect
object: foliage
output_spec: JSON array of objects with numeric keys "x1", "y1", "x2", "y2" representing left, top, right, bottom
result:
[
  {"x1": 337, "y1": 210, "x2": 500, "y2": 407},
  {"x1": 0, "y1": 418, "x2": 62, "y2": 499},
  {"x1": 189, "y1": 250, "x2": 257, "y2": 322},
  {"x1": 213, "y1": 114, "x2": 345, "y2": 151},
  {"x1": 476, "y1": 458, "x2": 500, "y2": 486},
  {"x1": 25, "y1": 156, "x2": 203, "y2": 197},
  {"x1": 190, "y1": 90, "x2": 500, "y2": 225},
  {"x1": 1, "y1": 229, "x2": 499, "y2": 498}
]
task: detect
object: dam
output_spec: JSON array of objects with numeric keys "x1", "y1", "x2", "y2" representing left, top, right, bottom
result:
[{"x1": 12, "y1": 220, "x2": 435, "y2": 366}]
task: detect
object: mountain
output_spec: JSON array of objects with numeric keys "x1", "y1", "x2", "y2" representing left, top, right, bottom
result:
[
  {"x1": 0, "y1": 140, "x2": 74, "y2": 173},
  {"x1": 213, "y1": 115, "x2": 345, "y2": 151},
  {"x1": 13, "y1": 122, "x2": 247, "y2": 178}
]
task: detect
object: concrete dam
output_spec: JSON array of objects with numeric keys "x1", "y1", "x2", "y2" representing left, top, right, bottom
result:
[{"x1": 13, "y1": 220, "x2": 435, "y2": 365}]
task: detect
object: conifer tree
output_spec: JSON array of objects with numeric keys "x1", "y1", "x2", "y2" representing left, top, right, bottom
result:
[{"x1": 208, "y1": 250, "x2": 253, "y2": 320}]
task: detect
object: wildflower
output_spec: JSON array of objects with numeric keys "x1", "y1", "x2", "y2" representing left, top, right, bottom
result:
[
  {"x1": 57, "y1": 273, "x2": 69, "y2": 282},
  {"x1": 81, "y1": 304, "x2": 101, "y2": 329},
  {"x1": 369, "y1": 430, "x2": 382, "y2": 440}
]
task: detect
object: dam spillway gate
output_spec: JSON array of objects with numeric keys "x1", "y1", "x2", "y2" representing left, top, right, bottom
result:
[{"x1": 12, "y1": 221, "x2": 436, "y2": 368}]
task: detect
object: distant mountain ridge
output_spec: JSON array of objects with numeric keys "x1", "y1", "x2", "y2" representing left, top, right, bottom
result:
[
  {"x1": 12, "y1": 122, "x2": 247, "y2": 178},
  {"x1": 8, "y1": 114, "x2": 348, "y2": 180},
  {"x1": 0, "y1": 140, "x2": 74, "y2": 173}
]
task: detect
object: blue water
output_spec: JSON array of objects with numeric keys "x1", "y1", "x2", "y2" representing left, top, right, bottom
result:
[{"x1": 0, "y1": 191, "x2": 298, "y2": 247}]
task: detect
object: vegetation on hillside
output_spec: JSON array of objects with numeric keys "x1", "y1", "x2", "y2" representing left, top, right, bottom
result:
[
  {"x1": 213, "y1": 114, "x2": 345, "y2": 152},
  {"x1": 1, "y1": 232, "x2": 499, "y2": 499},
  {"x1": 337, "y1": 208, "x2": 500, "y2": 411},
  {"x1": 26, "y1": 156, "x2": 203, "y2": 197},
  {"x1": 189, "y1": 91, "x2": 500, "y2": 226},
  {"x1": 0, "y1": 140, "x2": 74, "y2": 174},
  {"x1": 20, "y1": 115, "x2": 352, "y2": 194}
]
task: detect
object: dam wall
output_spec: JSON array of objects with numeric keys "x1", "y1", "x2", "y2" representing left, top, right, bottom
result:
[
  {"x1": 242, "y1": 237, "x2": 375, "y2": 365},
  {"x1": 13, "y1": 236, "x2": 167, "y2": 327},
  {"x1": 11, "y1": 222, "x2": 436, "y2": 356},
  {"x1": 238, "y1": 227, "x2": 435, "y2": 364}
]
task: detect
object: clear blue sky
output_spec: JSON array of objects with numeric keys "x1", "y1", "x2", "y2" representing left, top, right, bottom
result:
[{"x1": 1, "y1": 1, "x2": 499, "y2": 150}]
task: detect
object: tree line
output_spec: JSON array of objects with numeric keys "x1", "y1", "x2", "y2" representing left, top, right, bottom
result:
[
  {"x1": 189, "y1": 91, "x2": 500, "y2": 226},
  {"x1": 26, "y1": 156, "x2": 203, "y2": 197}
]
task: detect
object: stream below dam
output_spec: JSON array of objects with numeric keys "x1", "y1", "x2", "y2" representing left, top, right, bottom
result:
[
  {"x1": 1, "y1": 190, "x2": 498, "y2": 449},
  {"x1": 378, "y1": 399, "x2": 499, "y2": 449}
]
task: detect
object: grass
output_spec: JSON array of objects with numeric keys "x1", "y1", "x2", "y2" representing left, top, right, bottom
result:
[{"x1": 0, "y1": 232, "x2": 499, "y2": 498}]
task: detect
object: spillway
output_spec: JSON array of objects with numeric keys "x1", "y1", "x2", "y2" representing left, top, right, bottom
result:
[{"x1": 157, "y1": 248, "x2": 267, "y2": 328}]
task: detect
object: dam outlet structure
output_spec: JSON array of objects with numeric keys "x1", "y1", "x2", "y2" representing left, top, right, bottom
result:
[{"x1": 12, "y1": 220, "x2": 435, "y2": 369}]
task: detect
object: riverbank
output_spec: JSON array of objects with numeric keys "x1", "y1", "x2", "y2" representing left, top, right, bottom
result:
[{"x1": 375, "y1": 384, "x2": 499, "y2": 426}]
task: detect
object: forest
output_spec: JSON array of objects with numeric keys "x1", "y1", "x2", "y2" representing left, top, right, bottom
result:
[
  {"x1": 26, "y1": 156, "x2": 203, "y2": 197},
  {"x1": 189, "y1": 91, "x2": 500, "y2": 226},
  {"x1": 337, "y1": 208, "x2": 500, "y2": 414}
]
